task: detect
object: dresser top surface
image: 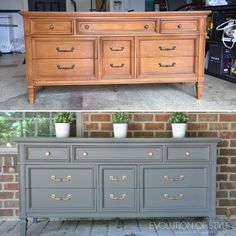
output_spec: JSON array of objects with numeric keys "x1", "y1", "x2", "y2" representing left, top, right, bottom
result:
[{"x1": 19, "y1": 11, "x2": 211, "y2": 18}]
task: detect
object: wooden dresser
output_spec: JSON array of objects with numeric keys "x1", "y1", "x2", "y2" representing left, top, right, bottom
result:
[{"x1": 20, "y1": 11, "x2": 210, "y2": 104}]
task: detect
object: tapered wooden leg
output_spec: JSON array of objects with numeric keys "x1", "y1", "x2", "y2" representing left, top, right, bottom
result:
[
  {"x1": 20, "y1": 218, "x2": 28, "y2": 236},
  {"x1": 208, "y1": 216, "x2": 216, "y2": 236},
  {"x1": 196, "y1": 82, "x2": 203, "y2": 99},
  {"x1": 28, "y1": 87, "x2": 35, "y2": 104},
  {"x1": 33, "y1": 217, "x2": 38, "y2": 223},
  {"x1": 113, "y1": 85, "x2": 118, "y2": 92}
]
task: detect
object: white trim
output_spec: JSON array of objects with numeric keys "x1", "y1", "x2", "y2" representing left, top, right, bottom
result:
[{"x1": 0, "y1": 147, "x2": 17, "y2": 155}]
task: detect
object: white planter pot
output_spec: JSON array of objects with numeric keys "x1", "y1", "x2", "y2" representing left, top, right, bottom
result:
[
  {"x1": 171, "y1": 123, "x2": 187, "y2": 138},
  {"x1": 55, "y1": 123, "x2": 70, "y2": 138},
  {"x1": 113, "y1": 123, "x2": 128, "y2": 138}
]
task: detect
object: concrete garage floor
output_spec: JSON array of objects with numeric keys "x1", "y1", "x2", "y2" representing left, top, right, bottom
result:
[{"x1": 0, "y1": 54, "x2": 236, "y2": 111}]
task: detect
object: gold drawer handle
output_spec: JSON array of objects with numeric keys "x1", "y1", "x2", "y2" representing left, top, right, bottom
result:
[
  {"x1": 57, "y1": 64, "x2": 75, "y2": 70},
  {"x1": 185, "y1": 151, "x2": 191, "y2": 156},
  {"x1": 49, "y1": 24, "x2": 55, "y2": 30},
  {"x1": 110, "y1": 63, "x2": 125, "y2": 68},
  {"x1": 159, "y1": 62, "x2": 176, "y2": 68},
  {"x1": 144, "y1": 24, "x2": 149, "y2": 29},
  {"x1": 51, "y1": 194, "x2": 72, "y2": 201},
  {"x1": 109, "y1": 193, "x2": 127, "y2": 200},
  {"x1": 84, "y1": 24, "x2": 90, "y2": 30},
  {"x1": 177, "y1": 24, "x2": 183, "y2": 29},
  {"x1": 56, "y1": 47, "x2": 75, "y2": 53},
  {"x1": 164, "y1": 175, "x2": 184, "y2": 181},
  {"x1": 110, "y1": 47, "x2": 125, "y2": 52},
  {"x1": 109, "y1": 176, "x2": 127, "y2": 181},
  {"x1": 51, "y1": 175, "x2": 72, "y2": 182},
  {"x1": 45, "y1": 151, "x2": 51, "y2": 157},
  {"x1": 159, "y1": 46, "x2": 176, "y2": 51},
  {"x1": 164, "y1": 193, "x2": 184, "y2": 200},
  {"x1": 82, "y1": 151, "x2": 88, "y2": 156}
]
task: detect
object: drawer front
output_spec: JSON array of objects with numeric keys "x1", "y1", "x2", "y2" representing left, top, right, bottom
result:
[
  {"x1": 101, "y1": 189, "x2": 137, "y2": 212},
  {"x1": 102, "y1": 58, "x2": 133, "y2": 78},
  {"x1": 78, "y1": 21, "x2": 156, "y2": 34},
  {"x1": 139, "y1": 57, "x2": 194, "y2": 75},
  {"x1": 28, "y1": 167, "x2": 95, "y2": 188},
  {"x1": 28, "y1": 189, "x2": 95, "y2": 211},
  {"x1": 141, "y1": 167, "x2": 207, "y2": 188},
  {"x1": 160, "y1": 20, "x2": 198, "y2": 34},
  {"x1": 26, "y1": 146, "x2": 70, "y2": 161},
  {"x1": 31, "y1": 19, "x2": 73, "y2": 35},
  {"x1": 142, "y1": 188, "x2": 207, "y2": 210},
  {"x1": 33, "y1": 39, "x2": 96, "y2": 59},
  {"x1": 74, "y1": 146, "x2": 162, "y2": 161},
  {"x1": 102, "y1": 39, "x2": 132, "y2": 58},
  {"x1": 34, "y1": 59, "x2": 96, "y2": 80},
  {"x1": 167, "y1": 146, "x2": 210, "y2": 161},
  {"x1": 101, "y1": 166, "x2": 136, "y2": 188},
  {"x1": 139, "y1": 39, "x2": 195, "y2": 57}
]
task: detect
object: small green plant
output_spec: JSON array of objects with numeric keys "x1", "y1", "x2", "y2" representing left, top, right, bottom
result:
[
  {"x1": 169, "y1": 112, "x2": 188, "y2": 124},
  {"x1": 112, "y1": 112, "x2": 130, "y2": 124},
  {"x1": 54, "y1": 112, "x2": 75, "y2": 123}
]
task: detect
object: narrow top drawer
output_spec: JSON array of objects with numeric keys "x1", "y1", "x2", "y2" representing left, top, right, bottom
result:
[
  {"x1": 77, "y1": 20, "x2": 156, "y2": 34},
  {"x1": 167, "y1": 146, "x2": 210, "y2": 161},
  {"x1": 26, "y1": 146, "x2": 70, "y2": 162},
  {"x1": 30, "y1": 19, "x2": 73, "y2": 35},
  {"x1": 74, "y1": 146, "x2": 162, "y2": 162},
  {"x1": 160, "y1": 20, "x2": 198, "y2": 34}
]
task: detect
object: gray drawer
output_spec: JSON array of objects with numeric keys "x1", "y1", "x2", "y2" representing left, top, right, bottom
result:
[
  {"x1": 101, "y1": 189, "x2": 137, "y2": 212},
  {"x1": 28, "y1": 189, "x2": 95, "y2": 211},
  {"x1": 74, "y1": 146, "x2": 162, "y2": 161},
  {"x1": 26, "y1": 146, "x2": 70, "y2": 161},
  {"x1": 100, "y1": 166, "x2": 136, "y2": 188},
  {"x1": 27, "y1": 167, "x2": 95, "y2": 188},
  {"x1": 167, "y1": 146, "x2": 209, "y2": 161},
  {"x1": 142, "y1": 188, "x2": 207, "y2": 211},
  {"x1": 141, "y1": 166, "x2": 207, "y2": 188}
]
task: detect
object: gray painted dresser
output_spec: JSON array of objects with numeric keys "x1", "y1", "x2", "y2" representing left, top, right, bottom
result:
[{"x1": 17, "y1": 138, "x2": 219, "y2": 236}]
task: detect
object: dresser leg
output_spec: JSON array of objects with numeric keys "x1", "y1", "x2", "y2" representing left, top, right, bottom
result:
[
  {"x1": 115, "y1": 218, "x2": 122, "y2": 228},
  {"x1": 28, "y1": 87, "x2": 35, "y2": 104},
  {"x1": 33, "y1": 217, "x2": 38, "y2": 223},
  {"x1": 20, "y1": 218, "x2": 28, "y2": 236},
  {"x1": 113, "y1": 85, "x2": 118, "y2": 92},
  {"x1": 208, "y1": 217, "x2": 216, "y2": 236},
  {"x1": 196, "y1": 82, "x2": 203, "y2": 99}
]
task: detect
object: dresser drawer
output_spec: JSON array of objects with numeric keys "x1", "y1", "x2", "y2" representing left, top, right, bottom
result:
[
  {"x1": 167, "y1": 146, "x2": 210, "y2": 161},
  {"x1": 34, "y1": 59, "x2": 96, "y2": 81},
  {"x1": 30, "y1": 19, "x2": 73, "y2": 35},
  {"x1": 142, "y1": 188, "x2": 207, "y2": 210},
  {"x1": 33, "y1": 39, "x2": 96, "y2": 59},
  {"x1": 160, "y1": 20, "x2": 198, "y2": 34},
  {"x1": 101, "y1": 166, "x2": 136, "y2": 189},
  {"x1": 74, "y1": 146, "x2": 162, "y2": 161},
  {"x1": 78, "y1": 20, "x2": 156, "y2": 34},
  {"x1": 102, "y1": 58, "x2": 133, "y2": 79},
  {"x1": 28, "y1": 167, "x2": 95, "y2": 188},
  {"x1": 101, "y1": 189, "x2": 137, "y2": 212},
  {"x1": 26, "y1": 146, "x2": 70, "y2": 161},
  {"x1": 28, "y1": 189, "x2": 95, "y2": 211},
  {"x1": 141, "y1": 167, "x2": 207, "y2": 188},
  {"x1": 102, "y1": 38, "x2": 133, "y2": 58},
  {"x1": 139, "y1": 57, "x2": 194, "y2": 75},
  {"x1": 139, "y1": 39, "x2": 195, "y2": 57}
]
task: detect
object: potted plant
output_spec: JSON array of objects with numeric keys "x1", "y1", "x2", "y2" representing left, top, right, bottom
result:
[
  {"x1": 112, "y1": 112, "x2": 130, "y2": 138},
  {"x1": 169, "y1": 112, "x2": 188, "y2": 138},
  {"x1": 54, "y1": 112, "x2": 75, "y2": 138}
]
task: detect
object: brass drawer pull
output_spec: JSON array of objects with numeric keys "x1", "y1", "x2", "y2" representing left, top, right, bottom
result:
[
  {"x1": 51, "y1": 175, "x2": 72, "y2": 182},
  {"x1": 159, "y1": 62, "x2": 176, "y2": 68},
  {"x1": 109, "y1": 193, "x2": 127, "y2": 200},
  {"x1": 177, "y1": 24, "x2": 183, "y2": 29},
  {"x1": 56, "y1": 47, "x2": 75, "y2": 53},
  {"x1": 57, "y1": 64, "x2": 75, "y2": 70},
  {"x1": 110, "y1": 63, "x2": 125, "y2": 68},
  {"x1": 164, "y1": 193, "x2": 184, "y2": 200},
  {"x1": 45, "y1": 151, "x2": 51, "y2": 157},
  {"x1": 159, "y1": 46, "x2": 176, "y2": 51},
  {"x1": 164, "y1": 175, "x2": 184, "y2": 181},
  {"x1": 84, "y1": 24, "x2": 90, "y2": 30},
  {"x1": 110, "y1": 47, "x2": 125, "y2": 52},
  {"x1": 51, "y1": 194, "x2": 72, "y2": 201},
  {"x1": 185, "y1": 151, "x2": 191, "y2": 156},
  {"x1": 144, "y1": 24, "x2": 149, "y2": 29},
  {"x1": 49, "y1": 24, "x2": 55, "y2": 30},
  {"x1": 109, "y1": 176, "x2": 127, "y2": 181}
]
